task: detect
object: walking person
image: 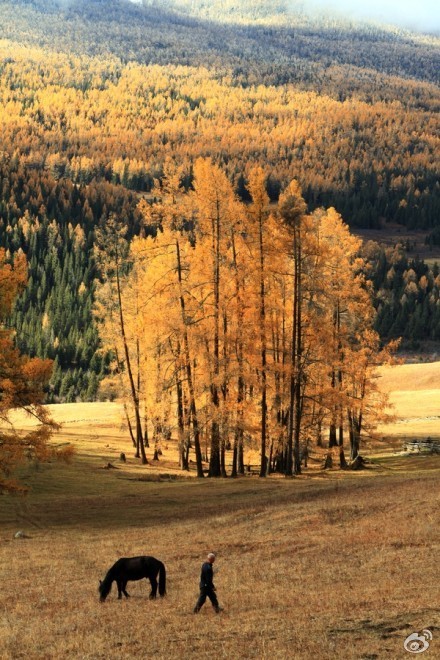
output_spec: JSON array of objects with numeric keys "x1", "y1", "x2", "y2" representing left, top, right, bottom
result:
[{"x1": 193, "y1": 552, "x2": 223, "y2": 613}]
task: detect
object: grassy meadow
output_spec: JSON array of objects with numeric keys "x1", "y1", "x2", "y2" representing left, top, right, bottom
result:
[{"x1": 0, "y1": 363, "x2": 439, "y2": 659}]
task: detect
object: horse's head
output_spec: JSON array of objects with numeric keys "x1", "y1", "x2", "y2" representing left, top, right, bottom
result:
[{"x1": 98, "y1": 580, "x2": 106, "y2": 602}]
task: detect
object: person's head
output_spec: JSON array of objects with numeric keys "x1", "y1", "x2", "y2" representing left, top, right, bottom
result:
[{"x1": 207, "y1": 552, "x2": 216, "y2": 564}]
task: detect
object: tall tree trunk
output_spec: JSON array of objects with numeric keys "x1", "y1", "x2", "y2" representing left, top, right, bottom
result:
[
  {"x1": 348, "y1": 410, "x2": 362, "y2": 460},
  {"x1": 115, "y1": 262, "x2": 147, "y2": 464},
  {"x1": 176, "y1": 353, "x2": 188, "y2": 470},
  {"x1": 338, "y1": 401, "x2": 346, "y2": 467},
  {"x1": 338, "y1": 355, "x2": 344, "y2": 448},
  {"x1": 143, "y1": 405, "x2": 149, "y2": 448},
  {"x1": 209, "y1": 200, "x2": 222, "y2": 477},
  {"x1": 258, "y1": 206, "x2": 268, "y2": 478},
  {"x1": 329, "y1": 419, "x2": 338, "y2": 448},
  {"x1": 339, "y1": 445, "x2": 348, "y2": 469},
  {"x1": 293, "y1": 234, "x2": 302, "y2": 475},
  {"x1": 316, "y1": 418, "x2": 323, "y2": 447},
  {"x1": 330, "y1": 301, "x2": 345, "y2": 466},
  {"x1": 268, "y1": 437, "x2": 275, "y2": 475},
  {"x1": 175, "y1": 239, "x2": 204, "y2": 478},
  {"x1": 232, "y1": 375, "x2": 245, "y2": 477},
  {"x1": 286, "y1": 226, "x2": 299, "y2": 476},
  {"x1": 278, "y1": 184, "x2": 307, "y2": 477},
  {"x1": 124, "y1": 402, "x2": 136, "y2": 448},
  {"x1": 348, "y1": 370, "x2": 366, "y2": 460},
  {"x1": 231, "y1": 230, "x2": 245, "y2": 478},
  {"x1": 220, "y1": 309, "x2": 228, "y2": 477}
]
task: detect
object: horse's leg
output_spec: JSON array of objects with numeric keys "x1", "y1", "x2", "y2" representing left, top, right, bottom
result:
[
  {"x1": 122, "y1": 580, "x2": 130, "y2": 598},
  {"x1": 149, "y1": 575, "x2": 158, "y2": 599},
  {"x1": 117, "y1": 580, "x2": 123, "y2": 599}
]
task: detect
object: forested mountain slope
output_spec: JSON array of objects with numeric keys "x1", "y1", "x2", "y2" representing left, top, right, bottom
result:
[
  {"x1": 1, "y1": 0, "x2": 438, "y2": 229},
  {"x1": 3, "y1": 0, "x2": 439, "y2": 89},
  {"x1": 0, "y1": 0, "x2": 439, "y2": 401}
]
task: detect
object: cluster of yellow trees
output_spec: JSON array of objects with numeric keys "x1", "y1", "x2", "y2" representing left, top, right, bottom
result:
[{"x1": 95, "y1": 161, "x2": 390, "y2": 477}]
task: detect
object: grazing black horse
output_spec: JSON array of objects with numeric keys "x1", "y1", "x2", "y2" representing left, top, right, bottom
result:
[{"x1": 99, "y1": 556, "x2": 166, "y2": 602}]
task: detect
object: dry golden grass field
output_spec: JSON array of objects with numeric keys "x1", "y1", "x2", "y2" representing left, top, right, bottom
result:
[{"x1": 0, "y1": 363, "x2": 439, "y2": 659}]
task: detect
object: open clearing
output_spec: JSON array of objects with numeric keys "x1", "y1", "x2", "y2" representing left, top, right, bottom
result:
[
  {"x1": 0, "y1": 362, "x2": 439, "y2": 659},
  {"x1": 354, "y1": 223, "x2": 440, "y2": 264},
  {"x1": 377, "y1": 361, "x2": 440, "y2": 443}
]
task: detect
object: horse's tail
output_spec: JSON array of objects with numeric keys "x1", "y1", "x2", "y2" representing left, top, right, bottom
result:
[
  {"x1": 158, "y1": 561, "x2": 166, "y2": 597},
  {"x1": 98, "y1": 567, "x2": 115, "y2": 602}
]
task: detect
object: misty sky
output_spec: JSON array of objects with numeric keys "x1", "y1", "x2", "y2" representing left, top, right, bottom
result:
[
  {"x1": 302, "y1": 0, "x2": 440, "y2": 32},
  {"x1": 125, "y1": 0, "x2": 440, "y2": 33}
]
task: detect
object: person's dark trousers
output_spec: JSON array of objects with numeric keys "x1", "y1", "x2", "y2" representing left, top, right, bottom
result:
[{"x1": 194, "y1": 587, "x2": 220, "y2": 612}]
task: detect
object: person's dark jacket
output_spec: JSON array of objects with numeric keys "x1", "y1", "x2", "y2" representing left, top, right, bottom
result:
[{"x1": 200, "y1": 562, "x2": 215, "y2": 590}]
